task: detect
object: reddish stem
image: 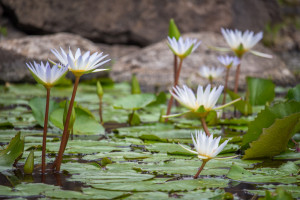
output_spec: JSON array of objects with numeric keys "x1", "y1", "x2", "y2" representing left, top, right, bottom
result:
[
  {"x1": 42, "y1": 88, "x2": 50, "y2": 174},
  {"x1": 54, "y1": 76, "x2": 80, "y2": 171},
  {"x1": 165, "y1": 59, "x2": 183, "y2": 122},
  {"x1": 222, "y1": 68, "x2": 230, "y2": 105},
  {"x1": 194, "y1": 160, "x2": 208, "y2": 179},
  {"x1": 234, "y1": 63, "x2": 241, "y2": 93},
  {"x1": 200, "y1": 117, "x2": 211, "y2": 137},
  {"x1": 174, "y1": 55, "x2": 178, "y2": 86}
]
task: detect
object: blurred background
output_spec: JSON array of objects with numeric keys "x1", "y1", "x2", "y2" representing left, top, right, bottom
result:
[{"x1": 0, "y1": 0, "x2": 299, "y2": 91}]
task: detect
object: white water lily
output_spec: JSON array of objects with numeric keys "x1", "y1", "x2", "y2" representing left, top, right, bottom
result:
[
  {"x1": 167, "y1": 36, "x2": 201, "y2": 59},
  {"x1": 179, "y1": 130, "x2": 230, "y2": 160},
  {"x1": 199, "y1": 66, "x2": 224, "y2": 80},
  {"x1": 219, "y1": 28, "x2": 272, "y2": 58},
  {"x1": 26, "y1": 61, "x2": 68, "y2": 88},
  {"x1": 170, "y1": 84, "x2": 223, "y2": 112},
  {"x1": 51, "y1": 47, "x2": 110, "y2": 77},
  {"x1": 217, "y1": 56, "x2": 240, "y2": 69}
]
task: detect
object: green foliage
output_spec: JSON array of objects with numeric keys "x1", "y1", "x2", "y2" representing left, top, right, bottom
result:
[
  {"x1": 128, "y1": 111, "x2": 141, "y2": 126},
  {"x1": 50, "y1": 103, "x2": 104, "y2": 135},
  {"x1": 260, "y1": 188, "x2": 293, "y2": 200},
  {"x1": 286, "y1": 84, "x2": 300, "y2": 102},
  {"x1": 247, "y1": 77, "x2": 275, "y2": 106},
  {"x1": 0, "y1": 132, "x2": 24, "y2": 172},
  {"x1": 0, "y1": 26, "x2": 7, "y2": 37},
  {"x1": 227, "y1": 163, "x2": 298, "y2": 184},
  {"x1": 23, "y1": 150, "x2": 34, "y2": 174},
  {"x1": 243, "y1": 113, "x2": 300, "y2": 159},
  {"x1": 131, "y1": 75, "x2": 141, "y2": 94},
  {"x1": 96, "y1": 81, "x2": 104, "y2": 98},
  {"x1": 29, "y1": 97, "x2": 60, "y2": 127},
  {"x1": 113, "y1": 94, "x2": 156, "y2": 110},
  {"x1": 227, "y1": 90, "x2": 252, "y2": 115},
  {"x1": 168, "y1": 19, "x2": 181, "y2": 40},
  {"x1": 242, "y1": 101, "x2": 300, "y2": 149}
]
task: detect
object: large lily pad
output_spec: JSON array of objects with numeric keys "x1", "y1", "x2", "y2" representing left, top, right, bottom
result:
[
  {"x1": 243, "y1": 112, "x2": 300, "y2": 159},
  {"x1": 113, "y1": 94, "x2": 156, "y2": 110}
]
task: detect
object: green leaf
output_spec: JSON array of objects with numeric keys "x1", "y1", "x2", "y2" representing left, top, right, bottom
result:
[
  {"x1": 242, "y1": 101, "x2": 300, "y2": 149},
  {"x1": 286, "y1": 84, "x2": 300, "y2": 102},
  {"x1": 131, "y1": 74, "x2": 141, "y2": 94},
  {"x1": 168, "y1": 19, "x2": 181, "y2": 40},
  {"x1": 96, "y1": 81, "x2": 104, "y2": 98},
  {"x1": 29, "y1": 97, "x2": 60, "y2": 127},
  {"x1": 113, "y1": 94, "x2": 156, "y2": 110},
  {"x1": 128, "y1": 112, "x2": 141, "y2": 126},
  {"x1": 247, "y1": 77, "x2": 275, "y2": 106},
  {"x1": 24, "y1": 150, "x2": 34, "y2": 174},
  {"x1": 227, "y1": 89, "x2": 252, "y2": 115},
  {"x1": 0, "y1": 132, "x2": 24, "y2": 172},
  {"x1": 50, "y1": 105, "x2": 104, "y2": 135},
  {"x1": 243, "y1": 112, "x2": 300, "y2": 159},
  {"x1": 227, "y1": 164, "x2": 298, "y2": 184}
]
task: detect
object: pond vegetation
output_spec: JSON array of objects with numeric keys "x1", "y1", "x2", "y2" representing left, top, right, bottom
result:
[{"x1": 0, "y1": 19, "x2": 299, "y2": 199}]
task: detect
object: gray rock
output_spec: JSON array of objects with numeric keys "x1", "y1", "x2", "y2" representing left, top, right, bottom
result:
[
  {"x1": 110, "y1": 32, "x2": 295, "y2": 92},
  {"x1": 1, "y1": 0, "x2": 280, "y2": 45},
  {"x1": 0, "y1": 33, "x2": 139, "y2": 82}
]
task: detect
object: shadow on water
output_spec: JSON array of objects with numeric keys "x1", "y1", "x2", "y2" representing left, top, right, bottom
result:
[{"x1": 0, "y1": 164, "x2": 85, "y2": 199}]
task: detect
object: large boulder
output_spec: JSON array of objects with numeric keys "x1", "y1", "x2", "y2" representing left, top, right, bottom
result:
[
  {"x1": 0, "y1": 33, "x2": 139, "y2": 82},
  {"x1": 110, "y1": 32, "x2": 296, "y2": 92},
  {"x1": 0, "y1": 0, "x2": 280, "y2": 45}
]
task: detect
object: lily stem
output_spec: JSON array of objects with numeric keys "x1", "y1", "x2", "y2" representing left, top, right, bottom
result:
[
  {"x1": 54, "y1": 76, "x2": 81, "y2": 172},
  {"x1": 222, "y1": 68, "x2": 230, "y2": 105},
  {"x1": 194, "y1": 160, "x2": 208, "y2": 179},
  {"x1": 165, "y1": 58, "x2": 183, "y2": 122},
  {"x1": 200, "y1": 117, "x2": 211, "y2": 137},
  {"x1": 99, "y1": 97, "x2": 103, "y2": 124},
  {"x1": 42, "y1": 88, "x2": 51, "y2": 174},
  {"x1": 234, "y1": 63, "x2": 241, "y2": 93}
]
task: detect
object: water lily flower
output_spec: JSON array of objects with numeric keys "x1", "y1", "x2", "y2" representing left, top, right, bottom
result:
[
  {"x1": 170, "y1": 84, "x2": 224, "y2": 114},
  {"x1": 165, "y1": 36, "x2": 201, "y2": 119},
  {"x1": 179, "y1": 130, "x2": 236, "y2": 179},
  {"x1": 51, "y1": 47, "x2": 110, "y2": 77},
  {"x1": 180, "y1": 130, "x2": 229, "y2": 160},
  {"x1": 199, "y1": 66, "x2": 224, "y2": 84},
  {"x1": 217, "y1": 56, "x2": 240, "y2": 105},
  {"x1": 220, "y1": 28, "x2": 272, "y2": 59},
  {"x1": 217, "y1": 56, "x2": 240, "y2": 69},
  {"x1": 51, "y1": 47, "x2": 110, "y2": 172},
  {"x1": 26, "y1": 61, "x2": 68, "y2": 89},
  {"x1": 165, "y1": 84, "x2": 240, "y2": 136},
  {"x1": 167, "y1": 36, "x2": 201, "y2": 59},
  {"x1": 26, "y1": 61, "x2": 68, "y2": 174}
]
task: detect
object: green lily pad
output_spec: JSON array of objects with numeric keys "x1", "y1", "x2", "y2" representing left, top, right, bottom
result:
[
  {"x1": 242, "y1": 101, "x2": 300, "y2": 149},
  {"x1": 29, "y1": 97, "x2": 60, "y2": 127},
  {"x1": 0, "y1": 132, "x2": 24, "y2": 172},
  {"x1": 113, "y1": 94, "x2": 156, "y2": 110},
  {"x1": 243, "y1": 112, "x2": 300, "y2": 159},
  {"x1": 286, "y1": 84, "x2": 300, "y2": 102}
]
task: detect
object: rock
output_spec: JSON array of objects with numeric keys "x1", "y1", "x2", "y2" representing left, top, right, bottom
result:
[
  {"x1": 110, "y1": 32, "x2": 296, "y2": 92},
  {"x1": 0, "y1": 33, "x2": 139, "y2": 82},
  {"x1": 1, "y1": 0, "x2": 280, "y2": 45}
]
